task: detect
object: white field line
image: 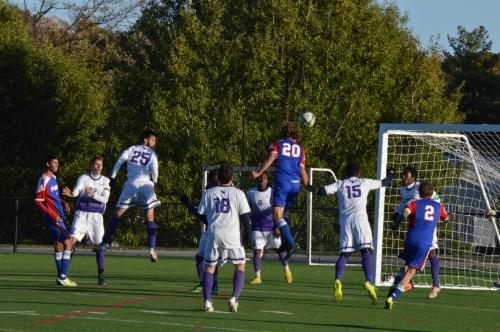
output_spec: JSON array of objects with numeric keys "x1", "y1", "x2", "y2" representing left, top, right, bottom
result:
[
  {"x1": 259, "y1": 310, "x2": 293, "y2": 315},
  {"x1": 139, "y1": 310, "x2": 172, "y2": 315},
  {"x1": 0, "y1": 311, "x2": 40, "y2": 316},
  {"x1": 80, "y1": 316, "x2": 270, "y2": 332}
]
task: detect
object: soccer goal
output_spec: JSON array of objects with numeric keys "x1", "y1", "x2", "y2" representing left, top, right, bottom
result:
[{"x1": 374, "y1": 124, "x2": 500, "y2": 290}]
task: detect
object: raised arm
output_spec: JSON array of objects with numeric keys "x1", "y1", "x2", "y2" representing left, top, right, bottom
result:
[
  {"x1": 251, "y1": 152, "x2": 277, "y2": 179},
  {"x1": 150, "y1": 153, "x2": 159, "y2": 183},
  {"x1": 111, "y1": 148, "x2": 131, "y2": 179}
]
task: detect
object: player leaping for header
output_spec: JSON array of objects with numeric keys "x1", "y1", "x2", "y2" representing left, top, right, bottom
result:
[
  {"x1": 386, "y1": 181, "x2": 448, "y2": 310},
  {"x1": 318, "y1": 162, "x2": 394, "y2": 304},
  {"x1": 251, "y1": 122, "x2": 311, "y2": 283},
  {"x1": 96, "y1": 129, "x2": 161, "y2": 263},
  {"x1": 247, "y1": 172, "x2": 292, "y2": 284}
]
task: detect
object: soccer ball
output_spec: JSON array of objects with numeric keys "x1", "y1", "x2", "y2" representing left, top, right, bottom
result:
[{"x1": 299, "y1": 112, "x2": 316, "y2": 127}]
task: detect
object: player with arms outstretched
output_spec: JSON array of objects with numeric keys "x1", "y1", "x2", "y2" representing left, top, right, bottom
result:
[
  {"x1": 251, "y1": 122, "x2": 310, "y2": 283},
  {"x1": 386, "y1": 181, "x2": 448, "y2": 310},
  {"x1": 62, "y1": 155, "x2": 110, "y2": 285},
  {"x1": 34, "y1": 156, "x2": 76, "y2": 286},
  {"x1": 97, "y1": 129, "x2": 161, "y2": 262},
  {"x1": 198, "y1": 164, "x2": 252, "y2": 313},
  {"x1": 391, "y1": 166, "x2": 442, "y2": 299},
  {"x1": 247, "y1": 172, "x2": 292, "y2": 284},
  {"x1": 318, "y1": 162, "x2": 394, "y2": 304}
]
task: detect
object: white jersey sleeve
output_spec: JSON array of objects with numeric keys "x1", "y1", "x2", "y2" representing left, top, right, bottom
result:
[
  {"x1": 92, "y1": 177, "x2": 111, "y2": 204},
  {"x1": 324, "y1": 182, "x2": 341, "y2": 195},
  {"x1": 149, "y1": 152, "x2": 159, "y2": 183},
  {"x1": 238, "y1": 190, "x2": 251, "y2": 215},
  {"x1": 197, "y1": 191, "x2": 208, "y2": 216},
  {"x1": 111, "y1": 147, "x2": 133, "y2": 179},
  {"x1": 71, "y1": 175, "x2": 87, "y2": 197}
]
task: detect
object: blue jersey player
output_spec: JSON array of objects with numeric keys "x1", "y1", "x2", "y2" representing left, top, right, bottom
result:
[
  {"x1": 385, "y1": 181, "x2": 448, "y2": 310},
  {"x1": 252, "y1": 122, "x2": 310, "y2": 277}
]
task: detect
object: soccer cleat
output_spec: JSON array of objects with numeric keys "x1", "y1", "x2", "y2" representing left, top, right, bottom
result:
[
  {"x1": 204, "y1": 301, "x2": 214, "y2": 312},
  {"x1": 228, "y1": 299, "x2": 238, "y2": 313},
  {"x1": 191, "y1": 284, "x2": 203, "y2": 293},
  {"x1": 211, "y1": 286, "x2": 220, "y2": 296},
  {"x1": 363, "y1": 281, "x2": 377, "y2": 305},
  {"x1": 57, "y1": 278, "x2": 78, "y2": 287},
  {"x1": 334, "y1": 279, "x2": 343, "y2": 301},
  {"x1": 250, "y1": 276, "x2": 262, "y2": 285},
  {"x1": 428, "y1": 286, "x2": 441, "y2": 299},
  {"x1": 284, "y1": 270, "x2": 293, "y2": 284},
  {"x1": 150, "y1": 250, "x2": 159, "y2": 263},
  {"x1": 98, "y1": 274, "x2": 106, "y2": 286},
  {"x1": 385, "y1": 297, "x2": 394, "y2": 310}
]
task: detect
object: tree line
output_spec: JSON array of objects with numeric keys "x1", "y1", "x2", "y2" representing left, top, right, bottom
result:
[{"x1": 1, "y1": 0, "x2": 498, "y2": 204}]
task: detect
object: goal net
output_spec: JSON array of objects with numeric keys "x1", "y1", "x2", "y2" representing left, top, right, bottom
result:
[{"x1": 374, "y1": 124, "x2": 500, "y2": 290}]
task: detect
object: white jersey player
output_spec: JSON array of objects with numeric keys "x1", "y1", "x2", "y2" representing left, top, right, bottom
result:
[
  {"x1": 391, "y1": 166, "x2": 443, "y2": 299},
  {"x1": 97, "y1": 130, "x2": 161, "y2": 263},
  {"x1": 319, "y1": 162, "x2": 394, "y2": 304},
  {"x1": 62, "y1": 155, "x2": 110, "y2": 285},
  {"x1": 197, "y1": 164, "x2": 252, "y2": 313}
]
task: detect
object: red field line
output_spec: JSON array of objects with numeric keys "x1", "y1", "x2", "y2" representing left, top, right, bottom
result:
[{"x1": 35, "y1": 297, "x2": 145, "y2": 324}]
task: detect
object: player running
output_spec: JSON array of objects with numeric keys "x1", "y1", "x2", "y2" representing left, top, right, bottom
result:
[
  {"x1": 386, "y1": 181, "x2": 448, "y2": 310},
  {"x1": 179, "y1": 168, "x2": 220, "y2": 295},
  {"x1": 318, "y1": 162, "x2": 394, "y2": 304},
  {"x1": 34, "y1": 156, "x2": 76, "y2": 286},
  {"x1": 198, "y1": 164, "x2": 252, "y2": 313},
  {"x1": 391, "y1": 166, "x2": 442, "y2": 299},
  {"x1": 247, "y1": 172, "x2": 292, "y2": 284},
  {"x1": 62, "y1": 155, "x2": 110, "y2": 285},
  {"x1": 97, "y1": 129, "x2": 161, "y2": 262},
  {"x1": 251, "y1": 122, "x2": 311, "y2": 270}
]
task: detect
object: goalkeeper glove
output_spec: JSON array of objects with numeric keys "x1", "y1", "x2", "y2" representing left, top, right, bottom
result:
[{"x1": 391, "y1": 212, "x2": 403, "y2": 230}]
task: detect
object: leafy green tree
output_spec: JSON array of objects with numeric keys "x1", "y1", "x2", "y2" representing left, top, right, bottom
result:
[{"x1": 443, "y1": 25, "x2": 500, "y2": 124}]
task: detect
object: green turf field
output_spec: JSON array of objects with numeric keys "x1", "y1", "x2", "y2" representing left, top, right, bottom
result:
[{"x1": 0, "y1": 253, "x2": 498, "y2": 332}]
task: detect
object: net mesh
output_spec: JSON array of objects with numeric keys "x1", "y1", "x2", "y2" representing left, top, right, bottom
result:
[{"x1": 378, "y1": 130, "x2": 500, "y2": 289}]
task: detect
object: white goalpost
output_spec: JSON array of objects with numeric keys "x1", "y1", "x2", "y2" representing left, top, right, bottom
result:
[{"x1": 374, "y1": 124, "x2": 500, "y2": 290}]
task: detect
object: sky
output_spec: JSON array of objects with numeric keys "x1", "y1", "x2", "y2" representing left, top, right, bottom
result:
[
  {"x1": 386, "y1": 0, "x2": 500, "y2": 52},
  {"x1": 10, "y1": 0, "x2": 500, "y2": 53}
]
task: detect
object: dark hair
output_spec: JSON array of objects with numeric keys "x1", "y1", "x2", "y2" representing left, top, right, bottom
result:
[
  {"x1": 403, "y1": 166, "x2": 418, "y2": 179},
  {"x1": 418, "y1": 181, "x2": 434, "y2": 198},
  {"x1": 207, "y1": 169, "x2": 219, "y2": 188},
  {"x1": 218, "y1": 163, "x2": 233, "y2": 185},
  {"x1": 259, "y1": 171, "x2": 271, "y2": 181},
  {"x1": 141, "y1": 129, "x2": 157, "y2": 141},
  {"x1": 45, "y1": 155, "x2": 58, "y2": 167},
  {"x1": 90, "y1": 155, "x2": 104, "y2": 164},
  {"x1": 345, "y1": 162, "x2": 360, "y2": 178},
  {"x1": 282, "y1": 121, "x2": 299, "y2": 140}
]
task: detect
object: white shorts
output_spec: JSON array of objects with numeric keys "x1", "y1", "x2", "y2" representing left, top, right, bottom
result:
[
  {"x1": 252, "y1": 231, "x2": 281, "y2": 250},
  {"x1": 70, "y1": 210, "x2": 104, "y2": 245},
  {"x1": 116, "y1": 178, "x2": 161, "y2": 209},
  {"x1": 204, "y1": 233, "x2": 246, "y2": 266},
  {"x1": 339, "y1": 217, "x2": 373, "y2": 253},
  {"x1": 196, "y1": 231, "x2": 210, "y2": 257}
]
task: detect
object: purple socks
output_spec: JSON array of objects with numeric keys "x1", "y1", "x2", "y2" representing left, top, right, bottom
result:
[
  {"x1": 195, "y1": 255, "x2": 205, "y2": 281},
  {"x1": 96, "y1": 249, "x2": 105, "y2": 273},
  {"x1": 232, "y1": 270, "x2": 245, "y2": 300},
  {"x1": 361, "y1": 251, "x2": 374, "y2": 284},
  {"x1": 102, "y1": 216, "x2": 120, "y2": 244},
  {"x1": 203, "y1": 271, "x2": 214, "y2": 301},
  {"x1": 253, "y1": 251, "x2": 262, "y2": 273},
  {"x1": 335, "y1": 254, "x2": 348, "y2": 280},
  {"x1": 430, "y1": 255, "x2": 440, "y2": 287},
  {"x1": 276, "y1": 249, "x2": 288, "y2": 267},
  {"x1": 146, "y1": 221, "x2": 157, "y2": 250}
]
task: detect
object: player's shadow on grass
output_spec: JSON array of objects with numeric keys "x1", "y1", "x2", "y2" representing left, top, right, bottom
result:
[{"x1": 163, "y1": 311, "x2": 431, "y2": 332}]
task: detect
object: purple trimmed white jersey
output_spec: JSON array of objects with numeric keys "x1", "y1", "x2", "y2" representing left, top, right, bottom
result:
[
  {"x1": 198, "y1": 185, "x2": 251, "y2": 249},
  {"x1": 72, "y1": 173, "x2": 110, "y2": 214},
  {"x1": 111, "y1": 145, "x2": 158, "y2": 182},
  {"x1": 395, "y1": 181, "x2": 440, "y2": 214},
  {"x1": 246, "y1": 186, "x2": 273, "y2": 232}
]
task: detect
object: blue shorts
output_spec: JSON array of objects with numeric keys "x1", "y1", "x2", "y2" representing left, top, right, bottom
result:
[
  {"x1": 44, "y1": 217, "x2": 70, "y2": 242},
  {"x1": 399, "y1": 241, "x2": 431, "y2": 270},
  {"x1": 272, "y1": 180, "x2": 300, "y2": 208}
]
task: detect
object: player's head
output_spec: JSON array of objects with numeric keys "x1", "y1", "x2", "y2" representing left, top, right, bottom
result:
[
  {"x1": 418, "y1": 181, "x2": 434, "y2": 198},
  {"x1": 44, "y1": 155, "x2": 59, "y2": 174},
  {"x1": 89, "y1": 155, "x2": 104, "y2": 175},
  {"x1": 402, "y1": 166, "x2": 418, "y2": 186},
  {"x1": 207, "y1": 168, "x2": 219, "y2": 189},
  {"x1": 141, "y1": 129, "x2": 157, "y2": 148},
  {"x1": 218, "y1": 163, "x2": 233, "y2": 185},
  {"x1": 345, "y1": 162, "x2": 360, "y2": 178},
  {"x1": 282, "y1": 121, "x2": 300, "y2": 140},
  {"x1": 258, "y1": 171, "x2": 270, "y2": 190}
]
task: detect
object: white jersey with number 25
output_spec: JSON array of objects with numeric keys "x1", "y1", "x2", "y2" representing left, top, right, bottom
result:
[{"x1": 111, "y1": 145, "x2": 158, "y2": 182}]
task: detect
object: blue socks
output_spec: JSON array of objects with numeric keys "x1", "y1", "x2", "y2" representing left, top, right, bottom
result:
[
  {"x1": 60, "y1": 251, "x2": 72, "y2": 279},
  {"x1": 54, "y1": 251, "x2": 62, "y2": 277},
  {"x1": 277, "y1": 218, "x2": 295, "y2": 248}
]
